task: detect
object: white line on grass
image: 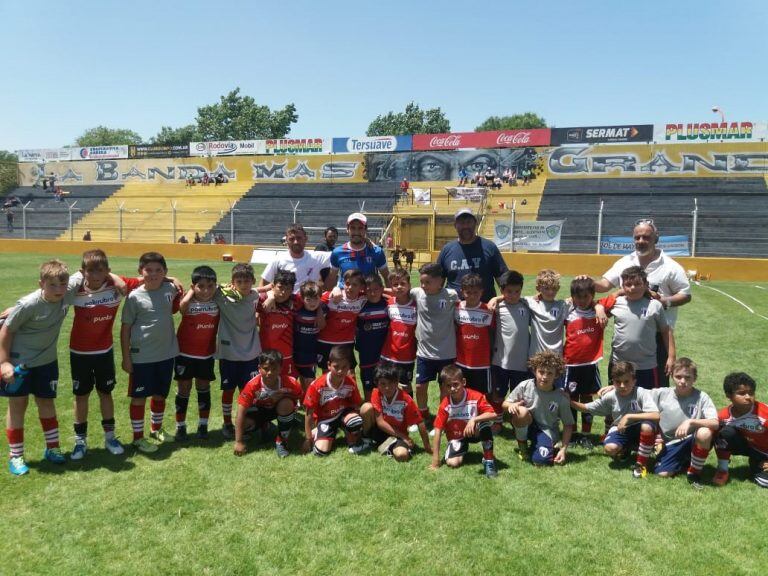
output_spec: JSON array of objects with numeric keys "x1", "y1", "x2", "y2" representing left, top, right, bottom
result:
[
  {"x1": 755, "y1": 285, "x2": 766, "y2": 290},
  {"x1": 697, "y1": 283, "x2": 768, "y2": 321}
]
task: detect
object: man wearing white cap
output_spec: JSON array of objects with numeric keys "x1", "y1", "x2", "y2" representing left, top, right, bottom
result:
[
  {"x1": 326, "y1": 213, "x2": 389, "y2": 288},
  {"x1": 437, "y1": 208, "x2": 508, "y2": 302}
]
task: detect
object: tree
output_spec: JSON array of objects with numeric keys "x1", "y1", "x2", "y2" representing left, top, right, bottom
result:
[
  {"x1": 475, "y1": 113, "x2": 547, "y2": 132},
  {"x1": 151, "y1": 124, "x2": 201, "y2": 146},
  {"x1": 75, "y1": 126, "x2": 143, "y2": 146},
  {"x1": 367, "y1": 102, "x2": 451, "y2": 136},
  {"x1": 0, "y1": 150, "x2": 18, "y2": 162},
  {"x1": 195, "y1": 88, "x2": 298, "y2": 141}
]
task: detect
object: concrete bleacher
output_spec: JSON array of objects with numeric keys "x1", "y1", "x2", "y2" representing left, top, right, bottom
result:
[
  {"x1": 212, "y1": 182, "x2": 397, "y2": 246},
  {"x1": 537, "y1": 177, "x2": 768, "y2": 256},
  {"x1": 0, "y1": 186, "x2": 122, "y2": 240}
]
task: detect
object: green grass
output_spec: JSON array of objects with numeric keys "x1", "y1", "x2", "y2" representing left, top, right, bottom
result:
[{"x1": 1, "y1": 252, "x2": 767, "y2": 575}]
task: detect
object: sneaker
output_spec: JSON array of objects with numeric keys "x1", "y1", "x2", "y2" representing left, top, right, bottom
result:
[
  {"x1": 712, "y1": 469, "x2": 729, "y2": 487},
  {"x1": 348, "y1": 441, "x2": 370, "y2": 455},
  {"x1": 43, "y1": 447, "x2": 66, "y2": 464},
  {"x1": 8, "y1": 456, "x2": 29, "y2": 476},
  {"x1": 275, "y1": 442, "x2": 290, "y2": 458},
  {"x1": 149, "y1": 427, "x2": 174, "y2": 443},
  {"x1": 132, "y1": 437, "x2": 159, "y2": 454},
  {"x1": 70, "y1": 443, "x2": 88, "y2": 461},
  {"x1": 483, "y1": 458, "x2": 499, "y2": 479},
  {"x1": 221, "y1": 424, "x2": 235, "y2": 440},
  {"x1": 631, "y1": 464, "x2": 648, "y2": 479},
  {"x1": 516, "y1": 445, "x2": 529, "y2": 461},
  {"x1": 195, "y1": 424, "x2": 209, "y2": 439},
  {"x1": 105, "y1": 437, "x2": 125, "y2": 455},
  {"x1": 428, "y1": 428, "x2": 436, "y2": 437},
  {"x1": 687, "y1": 473, "x2": 704, "y2": 490},
  {"x1": 407, "y1": 424, "x2": 419, "y2": 433},
  {"x1": 175, "y1": 427, "x2": 189, "y2": 442}
]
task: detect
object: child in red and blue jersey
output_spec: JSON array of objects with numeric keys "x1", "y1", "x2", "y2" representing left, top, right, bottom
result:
[
  {"x1": 257, "y1": 269, "x2": 298, "y2": 378},
  {"x1": 455, "y1": 273, "x2": 494, "y2": 396},
  {"x1": 293, "y1": 280, "x2": 323, "y2": 392},
  {"x1": 380, "y1": 268, "x2": 418, "y2": 395},
  {"x1": 316, "y1": 269, "x2": 367, "y2": 372},
  {"x1": 355, "y1": 274, "x2": 390, "y2": 400}
]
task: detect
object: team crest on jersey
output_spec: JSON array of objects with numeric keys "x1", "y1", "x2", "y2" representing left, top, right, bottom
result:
[
  {"x1": 549, "y1": 309, "x2": 559, "y2": 318},
  {"x1": 165, "y1": 293, "x2": 174, "y2": 303},
  {"x1": 640, "y1": 307, "x2": 648, "y2": 317},
  {"x1": 519, "y1": 309, "x2": 526, "y2": 317},
  {"x1": 548, "y1": 401, "x2": 558, "y2": 413},
  {"x1": 630, "y1": 400, "x2": 640, "y2": 411},
  {"x1": 687, "y1": 404, "x2": 698, "y2": 417},
  {"x1": 439, "y1": 299, "x2": 448, "y2": 309}
]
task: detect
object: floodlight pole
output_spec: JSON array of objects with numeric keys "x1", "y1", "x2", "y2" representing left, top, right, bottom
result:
[
  {"x1": 228, "y1": 200, "x2": 238, "y2": 245},
  {"x1": 22, "y1": 201, "x2": 32, "y2": 240},
  {"x1": 67, "y1": 200, "x2": 78, "y2": 241},
  {"x1": 290, "y1": 200, "x2": 301, "y2": 224},
  {"x1": 691, "y1": 197, "x2": 699, "y2": 257},
  {"x1": 509, "y1": 200, "x2": 517, "y2": 253},
  {"x1": 596, "y1": 199, "x2": 605, "y2": 254},
  {"x1": 118, "y1": 202, "x2": 125, "y2": 242}
]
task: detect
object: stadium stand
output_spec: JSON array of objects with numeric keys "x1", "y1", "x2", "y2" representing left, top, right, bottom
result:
[
  {"x1": 537, "y1": 177, "x2": 768, "y2": 257},
  {"x1": 0, "y1": 185, "x2": 122, "y2": 240}
]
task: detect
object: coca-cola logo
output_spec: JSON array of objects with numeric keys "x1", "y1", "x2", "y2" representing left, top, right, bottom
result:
[
  {"x1": 496, "y1": 132, "x2": 531, "y2": 145},
  {"x1": 429, "y1": 134, "x2": 462, "y2": 148}
]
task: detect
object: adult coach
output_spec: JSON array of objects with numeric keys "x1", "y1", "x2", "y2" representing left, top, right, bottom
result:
[
  {"x1": 437, "y1": 208, "x2": 508, "y2": 302},
  {"x1": 326, "y1": 213, "x2": 389, "y2": 287},
  {"x1": 593, "y1": 219, "x2": 692, "y2": 385},
  {"x1": 260, "y1": 223, "x2": 331, "y2": 293}
]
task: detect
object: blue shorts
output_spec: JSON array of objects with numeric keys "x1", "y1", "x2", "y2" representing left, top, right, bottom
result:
[
  {"x1": 415, "y1": 357, "x2": 455, "y2": 385},
  {"x1": 527, "y1": 422, "x2": 556, "y2": 466},
  {"x1": 654, "y1": 436, "x2": 694, "y2": 475},
  {"x1": 635, "y1": 367, "x2": 660, "y2": 390},
  {"x1": 128, "y1": 358, "x2": 174, "y2": 399},
  {"x1": 0, "y1": 360, "x2": 59, "y2": 398},
  {"x1": 603, "y1": 421, "x2": 654, "y2": 449},
  {"x1": 219, "y1": 358, "x2": 259, "y2": 391},
  {"x1": 491, "y1": 365, "x2": 530, "y2": 397},
  {"x1": 565, "y1": 364, "x2": 601, "y2": 396}
]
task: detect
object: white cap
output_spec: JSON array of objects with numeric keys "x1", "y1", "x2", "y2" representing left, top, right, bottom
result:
[
  {"x1": 454, "y1": 208, "x2": 476, "y2": 220},
  {"x1": 347, "y1": 212, "x2": 367, "y2": 225}
]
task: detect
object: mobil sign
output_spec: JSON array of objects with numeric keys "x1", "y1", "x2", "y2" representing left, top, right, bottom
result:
[
  {"x1": 332, "y1": 135, "x2": 412, "y2": 153},
  {"x1": 413, "y1": 129, "x2": 551, "y2": 150}
]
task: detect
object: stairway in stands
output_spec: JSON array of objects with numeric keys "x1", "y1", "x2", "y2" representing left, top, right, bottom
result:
[
  {"x1": 477, "y1": 176, "x2": 547, "y2": 240},
  {"x1": 59, "y1": 181, "x2": 254, "y2": 243}
]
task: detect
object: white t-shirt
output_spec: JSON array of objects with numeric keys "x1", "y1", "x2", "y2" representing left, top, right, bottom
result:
[
  {"x1": 602, "y1": 250, "x2": 690, "y2": 328},
  {"x1": 261, "y1": 250, "x2": 331, "y2": 293}
]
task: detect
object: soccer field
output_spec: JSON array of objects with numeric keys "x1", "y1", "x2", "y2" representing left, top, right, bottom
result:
[{"x1": 0, "y1": 252, "x2": 766, "y2": 576}]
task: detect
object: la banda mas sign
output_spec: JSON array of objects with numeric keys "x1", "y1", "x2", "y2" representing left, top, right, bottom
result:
[{"x1": 413, "y1": 129, "x2": 551, "y2": 150}]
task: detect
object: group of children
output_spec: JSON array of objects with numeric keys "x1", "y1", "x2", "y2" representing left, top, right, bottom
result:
[{"x1": 0, "y1": 250, "x2": 766, "y2": 489}]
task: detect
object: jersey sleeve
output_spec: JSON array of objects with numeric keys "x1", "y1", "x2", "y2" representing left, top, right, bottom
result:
[
  {"x1": 667, "y1": 261, "x2": 692, "y2": 296},
  {"x1": 699, "y1": 392, "x2": 718, "y2": 420},
  {"x1": 602, "y1": 260, "x2": 625, "y2": 289},
  {"x1": 651, "y1": 301, "x2": 669, "y2": 331},
  {"x1": 638, "y1": 389, "x2": 659, "y2": 412},
  {"x1": 370, "y1": 389, "x2": 383, "y2": 414},
  {"x1": 584, "y1": 395, "x2": 610, "y2": 417},
  {"x1": 121, "y1": 294, "x2": 138, "y2": 325},
  {"x1": 403, "y1": 396, "x2": 424, "y2": 427},
  {"x1": 284, "y1": 377, "x2": 303, "y2": 401},
  {"x1": 237, "y1": 380, "x2": 257, "y2": 408},
  {"x1": 477, "y1": 393, "x2": 494, "y2": 415},
  {"x1": 330, "y1": 250, "x2": 340, "y2": 270},
  {"x1": 432, "y1": 398, "x2": 449, "y2": 430},
  {"x1": 598, "y1": 294, "x2": 617, "y2": 315},
  {"x1": 558, "y1": 396, "x2": 576, "y2": 426},
  {"x1": 261, "y1": 260, "x2": 277, "y2": 284},
  {"x1": 122, "y1": 276, "x2": 143, "y2": 293},
  {"x1": 4, "y1": 298, "x2": 31, "y2": 333},
  {"x1": 349, "y1": 377, "x2": 363, "y2": 406},
  {"x1": 303, "y1": 380, "x2": 321, "y2": 411},
  {"x1": 505, "y1": 385, "x2": 524, "y2": 404},
  {"x1": 171, "y1": 286, "x2": 181, "y2": 314},
  {"x1": 374, "y1": 248, "x2": 387, "y2": 270}
]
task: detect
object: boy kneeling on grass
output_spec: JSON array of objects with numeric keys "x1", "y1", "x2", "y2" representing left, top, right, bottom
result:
[
  {"x1": 360, "y1": 363, "x2": 431, "y2": 462},
  {"x1": 503, "y1": 351, "x2": 574, "y2": 466},
  {"x1": 571, "y1": 361, "x2": 660, "y2": 478},
  {"x1": 429, "y1": 364, "x2": 499, "y2": 478}
]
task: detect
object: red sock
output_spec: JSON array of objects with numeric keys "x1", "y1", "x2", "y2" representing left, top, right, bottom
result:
[
  {"x1": 39, "y1": 417, "x2": 59, "y2": 449},
  {"x1": 222, "y1": 390, "x2": 235, "y2": 425},
  {"x1": 636, "y1": 430, "x2": 655, "y2": 467},
  {"x1": 688, "y1": 444, "x2": 710, "y2": 474},
  {"x1": 150, "y1": 398, "x2": 166, "y2": 433},
  {"x1": 130, "y1": 403, "x2": 145, "y2": 440},
  {"x1": 6, "y1": 428, "x2": 24, "y2": 458}
]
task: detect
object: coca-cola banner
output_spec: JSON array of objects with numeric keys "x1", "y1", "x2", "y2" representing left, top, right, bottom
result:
[{"x1": 413, "y1": 129, "x2": 550, "y2": 150}]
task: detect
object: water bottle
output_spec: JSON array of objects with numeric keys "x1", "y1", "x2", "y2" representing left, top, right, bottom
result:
[{"x1": 3, "y1": 363, "x2": 27, "y2": 394}]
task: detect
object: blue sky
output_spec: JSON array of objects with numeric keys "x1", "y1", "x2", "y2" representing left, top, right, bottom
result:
[{"x1": 1, "y1": 0, "x2": 766, "y2": 151}]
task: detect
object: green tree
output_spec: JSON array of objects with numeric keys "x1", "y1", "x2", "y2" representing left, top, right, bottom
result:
[
  {"x1": 0, "y1": 151, "x2": 18, "y2": 196},
  {"x1": 75, "y1": 126, "x2": 144, "y2": 146},
  {"x1": 475, "y1": 113, "x2": 547, "y2": 132},
  {"x1": 0, "y1": 151, "x2": 18, "y2": 162},
  {"x1": 366, "y1": 102, "x2": 451, "y2": 136},
  {"x1": 195, "y1": 88, "x2": 298, "y2": 140},
  {"x1": 151, "y1": 124, "x2": 201, "y2": 146}
]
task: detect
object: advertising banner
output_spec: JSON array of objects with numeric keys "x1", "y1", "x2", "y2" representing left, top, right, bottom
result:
[
  {"x1": 16, "y1": 148, "x2": 74, "y2": 163},
  {"x1": 190, "y1": 140, "x2": 266, "y2": 156},
  {"x1": 654, "y1": 121, "x2": 768, "y2": 143},
  {"x1": 332, "y1": 135, "x2": 412, "y2": 153},
  {"x1": 413, "y1": 129, "x2": 551, "y2": 150},
  {"x1": 75, "y1": 146, "x2": 128, "y2": 160},
  {"x1": 551, "y1": 125, "x2": 653, "y2": 145},
  {"x1": 493, "y1": 219, "x2": 564, "y2": 251},
  {"x1": 129, "y1": 145, "x2": 189, "y2": 159},
  {"x1": 600, "y1": 235, "x2": 690, "y2": 256},
  {"x1": 412, "y1": 188, "x2": 431, "y2": 205},
  {"x1": 446, "y1": 187, "x2": 487, "y2": 202},
  {"x1": 264, "y1": 138, "x2": 330, "y2": 155},
  {"x1": 546, "y1": 142, "x2": 768, "y2": 178}
]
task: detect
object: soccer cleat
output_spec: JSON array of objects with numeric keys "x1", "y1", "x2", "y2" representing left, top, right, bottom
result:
[
  {"x1": 43, "y1": 447, "x2": 66, "y2": 465},
  {"x1": 348, "y1": 441, "x2": 370, "y2": 455},
  {"x1": 195, "y1": 424, "x2": 209, "y2": 439},
  {"x1": 175, "y1": 427, "x2": 189, "y2": 442},
  {"x1": 105, "y1": 437, "x2": 125, "y2": 455},
  {"x1": 221, "y1": 424, "x2": 235, "y2": 440},
  {"x1": 70, "y1": 443, "x2": 88, "y2": 461},
  {"x1": 579, "y1": 437, "x2": 595, "y2": 451},
  {"x1": 149, "y1": 427, "x2": 174, "y2": 443},
  {"x1": 275, "y1": 442, "x2": 290, "y2": 458},
  {"x1": 712, "y1": 469, "x2": 729, "y2": 487},
  {"x1": 9, "y1": 456, "x2": 29, "y2": 476},
  {"x1": 631, "y1": 464, "x2": 648, "y2": 479},
  {"x1": 483, "y1": 458, "x2": 499, "y2": 479},
  {"x1": 132, "y1": 438, "x2": 159, "y2": 454},
  {"x1": 516, "y1": 445, "x2": 530, "y2": 461},
  {"x1": 407, "y1": 424, "x2": 419, "y2": 433},
  {"x1": 687, "y1": 473, "x2": 704, "y2": 490},
  {"x1": 428, "y1": 428, "x2": 436, "y2": 437}
]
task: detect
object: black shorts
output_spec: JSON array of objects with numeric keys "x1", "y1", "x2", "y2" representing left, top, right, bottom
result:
[
  {"x1": 295, "y1": 363, "x2": 317, "y2": 379},
  {"x1": 174, "y1": 355, "x2": 216, "y2": 382},
  {"x1": 128, "y1": 358, "x2": 174, "y2": 399},
  {"x1": 370, "y1": 427, "x2": 411, "y2": 456},
  {"x1": 564, "y1": 364, "x2": 601, "y2": 396},
  {"x1": 459, "y1": 366, "x2": 491, "y2": 395},
  {"x1": 70, "y1": 350, "x2": 116, "y2": 396},
  {"x1": 316, "y1": 342, "x2": 356, "y2": 372},
  {"x1": 244, "y1": 406, "x2": 279, "y2": 428},
  {"x1": 219, "y1": 358, "x2": 259, "y2": 391},
  {"x1": 360, "y1": 365, "x2": 378, "y2": 391},
  {"x1": 491, "y1": 365, "x2": 531, "y2": 397},
  {"x1": 314, "y1": 409, "x2": 357, "y2": 440}
]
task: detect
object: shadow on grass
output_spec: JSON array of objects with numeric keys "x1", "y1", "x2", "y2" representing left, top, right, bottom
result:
[{"x1": 31, "y1": 449, "x2": 138, "y2": 474}]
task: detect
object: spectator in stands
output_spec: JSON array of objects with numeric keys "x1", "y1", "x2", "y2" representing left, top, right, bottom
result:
[
  {"x1": 502, "y1": 168, "x2": 511, "y2": 183},
  {"x1": 472, "y1": 171, "x2": 481, "y2": 185},
  {"x1": 194, "y1": 232, "x2": 202, "y2": 244},
  {"x1": 314, "y1": 226, "x2": 338, "y2": 252},
  {"x1": 202, "y1": 173, "x2": 210, "y2": 186},
  {"x1": 3, "y1": 195, "x2": 20, "y2": 209},
  {"x1": 508, "y1": 167, "x2": 517, "y2": 186},
  {"x1": 327, "y1": 213, "x2": 389, "y2": 288},
  {"x1": 476, "y1": 174, "x2": 487, "y2": 187},
  {"x1": 5, "y1": 207, "x2": 14, "y2": 232},
  {"x1": 82, "y1": 230, "x2": 92, "y2": 241},
  {"x1": 458, "y1": 167, "x2": 469, "y2": 187},
  {"x1": 437, "y1": 208, "x2": 508, "y2": 303},
  {"x1": 484, "y1": 167, "x2": 495, "y2": 182},
  {"x1": 178, "y1": 235, "x2": 189, "y2": 244},
  {"x1": 591, "y1": 219, "x2": 692, "y2": 387},
  {"x1": 404, "y1": 249, "x2": 414, "y2": 273},
  {"x1": 522, "y1": 168, "x2": 531, "y2": 185},
  {"x1": 215, "y1": 173, "x2": 226, "y2": 185},
  {"x1": 215, "y1": 234, "x2": 226, "y2": 244},
  {"x1": 385, "y1": 234, "x2": 394, "y2": 250},
  {"x1": 186, "y1": 176, "x2": 195, "y2": 188},
  {"x1": 492, "y1": 176, "x2": 503, "y2": 190},
  {"x1": 400, "y1": 178, "x2": 410, "y2": 202},
  {"x1": 260, "y1": 223, "x2": 331, "y2": 293}
]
